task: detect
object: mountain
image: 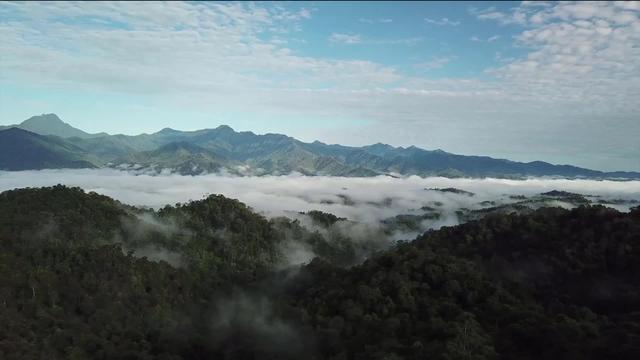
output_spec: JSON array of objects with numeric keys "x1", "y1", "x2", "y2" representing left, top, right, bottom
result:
[
  {"x1": 111, "y1": 141, "x2": 234, "y2": 175},
  {"x1": 2, "y1": 114, "x2": 639, "y2": 179},
  {"x1": 92, "y1": 125, "x2": 639, "y2": 179},
  {"x1": 0, "y1": 113, "x2": 106, "y2": 139},
  {"x1": 0, "y1": 128, "x2": 96, "y2": 170}
]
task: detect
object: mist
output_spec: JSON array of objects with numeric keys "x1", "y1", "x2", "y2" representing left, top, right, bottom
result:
[{"x1": 1, "y1": 169, "x2": 638, "y2": 224}]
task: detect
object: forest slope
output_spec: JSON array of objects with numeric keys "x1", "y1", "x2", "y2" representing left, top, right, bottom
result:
[{"x1": 0, "y1": 186, "x2": 638, "y2": 359}]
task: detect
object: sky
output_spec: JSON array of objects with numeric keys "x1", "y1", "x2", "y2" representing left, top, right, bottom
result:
[{"x1": 0, "y1": 1, "x2": 638, "y2": 171}]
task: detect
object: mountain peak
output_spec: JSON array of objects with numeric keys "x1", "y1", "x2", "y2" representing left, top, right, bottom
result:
[
  {"x1": 17, "y1": 113, "x2": 93, "y2": 139},
  {"x1": 215, "y1": 125, "x2": 235, "y2": 132},
  {"x1": 369, "y1": 142, "x2": 393, "y2": 149},
  {"x1": 157, "y1": 127, "x2": 179, "y2": 134},
  {"x1": 21, "y1": 113, "x2": 64, "y2": 126}
]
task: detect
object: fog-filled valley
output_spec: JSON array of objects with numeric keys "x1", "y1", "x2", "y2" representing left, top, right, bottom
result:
[
  {"x1": 1, "y1": 170, "x2": 640, "y2": 359},
  {"x1": 2, "y1": 170, "x2": 639, "y2": 264},
  {"x1": 2, "y1": 169, "x2": 639, "y2": 218}
]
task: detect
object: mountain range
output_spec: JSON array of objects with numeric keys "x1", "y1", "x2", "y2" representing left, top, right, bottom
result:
[{"x1": 1, "y1": 113, "x2": 638, "y2": 179}]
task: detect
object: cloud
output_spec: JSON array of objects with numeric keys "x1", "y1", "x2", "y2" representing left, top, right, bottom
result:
[
  {"x1": 470, "y1": 35, "x2": 501, "y2": 42},
  {"x1": 1, "y1": 170, "x2": 638, "y2": 221},
  {"x1": 0, "y1": 2, "x2": 401, "y2": 96},
  {"x1": 359, "y1": 18, "x2": 393, "y2": 24},
  {"x1": 471, "y1": 6, "x2": 528, "y2": 25},
  {"x1": 414, "y1": 56, "x2": 457, "y2": 70},
  {"x1": 328, "y1": 33, "x2": 422, "y2": 46},
  {"x1": 424, "y1": 17, "x2": 460, "y2": 26},
  {"x1": 328, "y1": 32, "x2": 362, "y2": 44},
  {"x1": 487, "y1": 1, "x2": 640, "y2": 112}
]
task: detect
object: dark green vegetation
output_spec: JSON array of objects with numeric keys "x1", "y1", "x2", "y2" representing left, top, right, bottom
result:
[
  {"x1": 2, "y1": 114, "x2": 640, "y2": 179},
  {"x1": 292, "y1": 206, "x2": 640, "y2": 360},
  {"x1": 0, "y1": 186, "x2": 639, "y2": 359},
  {"x1": 427, "y1": 187, "x2": 476, "y2": 196}
]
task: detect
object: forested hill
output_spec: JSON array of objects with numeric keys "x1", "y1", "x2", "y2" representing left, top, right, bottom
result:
[
  {"x1": 291, "y1": 205, "x2": 640, "y2": 359},
  {"x1": 0, "y1": 186, "x2": 639, "y2": 359}
]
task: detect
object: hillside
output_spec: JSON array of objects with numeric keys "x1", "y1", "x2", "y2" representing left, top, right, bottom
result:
[
  {"x1": 0, "y1": 186, "x2": 638, "y2": 359},
  {"x1": 111, "y1": 141, "x2": 233, "y2": 175},
  {"x1": 0, "y1": 128, "x2": 96, "y2": 170},
  {"x1": 290, "y1": 206, "x2": 640, "y2": 359}
]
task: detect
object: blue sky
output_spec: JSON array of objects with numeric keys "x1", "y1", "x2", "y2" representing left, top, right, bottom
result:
[
  {"x1": 283, "y1": 1, "x2": 525, "y2": 79},
  {"x1": 0, "y1": 1, "x2": 639, "y2": 171}
]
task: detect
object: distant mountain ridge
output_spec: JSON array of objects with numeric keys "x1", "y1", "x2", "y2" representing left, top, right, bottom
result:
[
  {"x1": 0, "y1": 113, "x2": 639, "y2": 179},
  {"x1": 0, "y1": 113, "x2": 106, "y2": 139}
]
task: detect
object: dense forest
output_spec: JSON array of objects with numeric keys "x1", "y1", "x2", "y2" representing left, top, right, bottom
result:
[{"x1": 0, "y1": 185, "x2": 639, "y2": 359}]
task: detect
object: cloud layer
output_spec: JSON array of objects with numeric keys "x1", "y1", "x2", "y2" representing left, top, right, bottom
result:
[{"x1": 1, "y1": 170, "x2": 638, "y2": 223}]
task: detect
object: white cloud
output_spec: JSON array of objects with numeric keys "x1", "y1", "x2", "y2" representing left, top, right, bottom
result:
[
  {"x1": 615, "y1": 1, "x2": 640, "y2": 11},
  {"x1": 424, "y1": 17, "x2": 460, "y2": 26},
  {"x1": 486, "y1": 1, "x2": 640, "y2": 113},
  {"x1": 471, "y1": 35, "x2": 501, "y2": 43},
  {"x1": 414, "y1": 56, "x2": 457, "y2": 70},
  {"x1": 471, "y1": 5, "x2": 529, "y2": 25},
  {"x1": 328, "y1": 33, "x2": 362, "y2": 44},
  {"x1": 329, "y1": 33, "x2": 421, "y2": 46},
  {"x1": 359, "y1": 18, "x2": 393, "y2": 24},
  {"x1": 1, "y1": 170, "x2": 638, "y2": 223}
]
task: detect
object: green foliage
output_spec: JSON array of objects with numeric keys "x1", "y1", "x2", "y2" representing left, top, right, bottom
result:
[
  {"x1": 0, "y1": 185, "x2": 129, "y2": 247},
  {"x1": 158, "y1": 194, "x2": 283, "y2": 278},
  {"x1": 0, "y1": 186, "x2": 639, "y2": 359},
  {"x1": 305, "y1": 210, "x2": 347, "y2": 228},
  {"x1": 288, "y1": 205, "x2": 640, "y2": 359}
]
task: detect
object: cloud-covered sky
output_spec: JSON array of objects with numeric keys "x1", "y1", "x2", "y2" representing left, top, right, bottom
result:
[{"x1": 0, "y1": 1, "x2": 638, "y2": 171}]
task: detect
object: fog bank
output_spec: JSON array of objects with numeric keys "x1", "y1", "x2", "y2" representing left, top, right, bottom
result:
[{"x1": 1, "y1": 169, "x2": 638, "y2": 224}]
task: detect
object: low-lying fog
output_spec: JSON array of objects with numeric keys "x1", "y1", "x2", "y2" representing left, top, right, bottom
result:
[{"x1": 2, "y1": 169, "x2": 639, "y2": 222}]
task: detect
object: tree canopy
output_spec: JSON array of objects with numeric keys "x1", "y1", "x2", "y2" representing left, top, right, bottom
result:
[{"x1": 0, "y1": 186, "x2": 638, "y2": 359}]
